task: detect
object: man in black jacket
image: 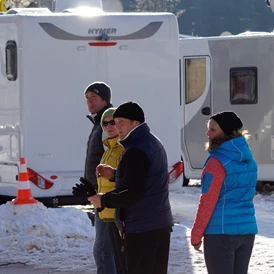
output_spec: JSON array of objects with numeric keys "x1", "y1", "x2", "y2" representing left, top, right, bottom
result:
[
  {"x1": 84, "y1": 82, "x2": 112, "y2": 190},
  {"x1": 84, "y1": 82, "x2": 117, "y2": 274},
  {"x1": 89, "y1": 101, "x2": 173, "y2": 274}
]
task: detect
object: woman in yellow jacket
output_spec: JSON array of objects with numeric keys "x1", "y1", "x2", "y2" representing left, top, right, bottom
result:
[{"x1": 96, "y1": 107, "x2": 125, "y2": 274}]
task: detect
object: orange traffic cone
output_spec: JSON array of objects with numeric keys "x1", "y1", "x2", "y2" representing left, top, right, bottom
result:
[{"x1": 12, "y1": 158, "x2": 38, "y2": 205}]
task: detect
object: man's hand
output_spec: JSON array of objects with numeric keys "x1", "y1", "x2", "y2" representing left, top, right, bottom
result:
[
  {"x1": 88, "y1": 194, "x2": 103, "y2": 208},
  {"x1": 96, "y1": 164, "x2": 115, "y2": 180}
]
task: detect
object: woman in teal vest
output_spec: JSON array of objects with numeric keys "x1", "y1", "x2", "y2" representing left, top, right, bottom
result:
[{"x1": 191, "y1": 111, "x2": 258, "y2": 274}]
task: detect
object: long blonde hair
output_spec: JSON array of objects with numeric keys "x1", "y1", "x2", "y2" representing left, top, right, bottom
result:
[{"x1": 205, "y1": 128, "x2": 250, "y2": 151}]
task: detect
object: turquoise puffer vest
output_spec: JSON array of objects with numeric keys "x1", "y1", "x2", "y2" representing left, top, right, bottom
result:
[{"x1": 204, "y1": 136, "x2": 258, "y2": 235}]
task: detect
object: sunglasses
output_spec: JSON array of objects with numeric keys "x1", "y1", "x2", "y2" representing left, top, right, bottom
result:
[{"x1": 102, "y1": 120, "x2": 116, "y2": 127}]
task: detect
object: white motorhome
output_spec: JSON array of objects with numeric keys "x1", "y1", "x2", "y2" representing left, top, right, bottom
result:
[
  {"x1": 0, "y1": 8, "x2": 184, "y2": 206},
  {"x1": 180, "y1": 32, "x2": 274, "y2": 183}
]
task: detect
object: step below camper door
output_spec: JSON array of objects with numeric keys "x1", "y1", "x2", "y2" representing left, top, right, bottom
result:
[{"x1": 181, "y1": 56, "x2": 211, "y2": 174}]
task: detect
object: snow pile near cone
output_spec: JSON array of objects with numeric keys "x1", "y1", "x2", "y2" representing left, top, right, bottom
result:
[{"x1": 0, "y1": 202, "x2": 93, "y2": 267}]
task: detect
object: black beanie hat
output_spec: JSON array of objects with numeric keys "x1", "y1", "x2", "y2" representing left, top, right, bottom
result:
[
  {"x1": 84, "y1": 82, "x2": 111, "y2": 103},
  {"x1": 210, "y1": 111, "x2": 243, "y2": 136},
  {"x1": 113, "y1": 101, "x2": 145, "y2": 123}
]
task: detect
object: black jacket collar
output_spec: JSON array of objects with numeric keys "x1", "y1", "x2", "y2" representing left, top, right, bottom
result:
[{"x1": 86, "y1": 103, "x2": 113, "y2": 125}]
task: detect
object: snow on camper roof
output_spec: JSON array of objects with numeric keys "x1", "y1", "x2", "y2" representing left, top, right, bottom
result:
[
  {"x1": 5, "y1": 8, "x2": 51, "y2": 15},
  {"x1": 179, "y1": 34, "x2": 194, "y2": 39},
  {"x1": 237, "y1": 31, "x2": 274, "y2": 36}
]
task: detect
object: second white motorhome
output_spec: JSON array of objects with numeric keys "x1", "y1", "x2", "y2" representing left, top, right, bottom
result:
[
  {"x1": 0, "y1": 8, "x2": 183, "y2": 206},
  {"x1": 179, "y1": 32, "x2": 274, "y2": 183}
]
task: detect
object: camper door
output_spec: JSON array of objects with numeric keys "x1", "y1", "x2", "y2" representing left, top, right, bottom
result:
[{"x1": 181, "y1": 56, "x2": 211, "y2": 178}]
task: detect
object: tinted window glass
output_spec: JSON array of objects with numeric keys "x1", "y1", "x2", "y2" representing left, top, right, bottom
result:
[
  {"x1": 185, "y1": 58, "x2": 206, "y2": 104},
  {"x1": 230, "y1": 67, "x2": 257, "y2": 104}
]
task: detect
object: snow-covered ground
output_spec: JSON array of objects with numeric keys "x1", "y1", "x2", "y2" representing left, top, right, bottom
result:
[{"x1": 0, "y1": 182, "x2": 273, "y2": 274}]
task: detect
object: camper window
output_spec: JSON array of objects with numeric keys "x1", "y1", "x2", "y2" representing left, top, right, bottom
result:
[
  {"x1": 6, "y1": 41, "x2": 17, "y2": 81},
  {"x1": 230, "y1": 67, "x2": 257, "y2": 104},
  {"x1": 185, "y1": 58, "x2": 206, "y2": 104}
]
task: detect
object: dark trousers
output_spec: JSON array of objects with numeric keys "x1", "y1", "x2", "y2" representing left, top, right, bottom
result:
[
  {"x1": 124, "y1": 228, "x2": 171, "y2": 274},
  {"x1": 204, "y1": 234, "x2": 255, "y2": 274},
  {"x1": 108, "y1": 222, "x2": 127, "y2": 274}
]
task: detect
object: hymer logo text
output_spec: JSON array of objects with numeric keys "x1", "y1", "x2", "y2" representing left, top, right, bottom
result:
[{"x1": 88, "y1": 28, "x2": 117, "y2": 35}]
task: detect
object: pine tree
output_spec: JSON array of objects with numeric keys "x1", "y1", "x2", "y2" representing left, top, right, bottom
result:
[{"x1": 134, "y1": 0, "x2": 183, "y2": 15}]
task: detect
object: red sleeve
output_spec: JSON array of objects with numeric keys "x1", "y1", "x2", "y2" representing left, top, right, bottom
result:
[{"x1": 190, "y1": 157, "x2": 226, "y2": 245}]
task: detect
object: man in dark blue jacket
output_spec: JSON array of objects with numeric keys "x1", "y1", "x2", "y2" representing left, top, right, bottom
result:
[{"x1": 89, "y1": 101, "x2": 173, "y2": 274}]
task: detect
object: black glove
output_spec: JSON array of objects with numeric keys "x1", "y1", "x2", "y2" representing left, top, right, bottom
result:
[
  {"x1": 72, "y1": 183, "x2": 89, "y2": 197},
  {"x1": 79, "y1": 177, "x2": 97, "y2": 196},
  {"x1": 72, "y1": 177, "x2": 104, "y2": 212},
  {"x1": 72, "y1": 177, "x2": 96, "y2": 197}
]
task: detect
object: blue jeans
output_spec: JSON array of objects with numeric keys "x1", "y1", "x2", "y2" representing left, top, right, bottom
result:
[
  {"x1": 204, "y1": 234, "x2": 255, "y2": 274},
  {"x1": 93, "y1": 212, "x2": 117, "y2": 274}
]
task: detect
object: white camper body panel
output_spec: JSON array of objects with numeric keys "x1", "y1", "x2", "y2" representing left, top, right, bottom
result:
[
  {"x1": 180, "y1": 33, "x2": 274, "y2": 182},
  {"x1": 0, "y1": 19, "x2": 20, "y2": 195},
  {"x1": 0, "y1": 11, "x2": 182, "y2": 204}
]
